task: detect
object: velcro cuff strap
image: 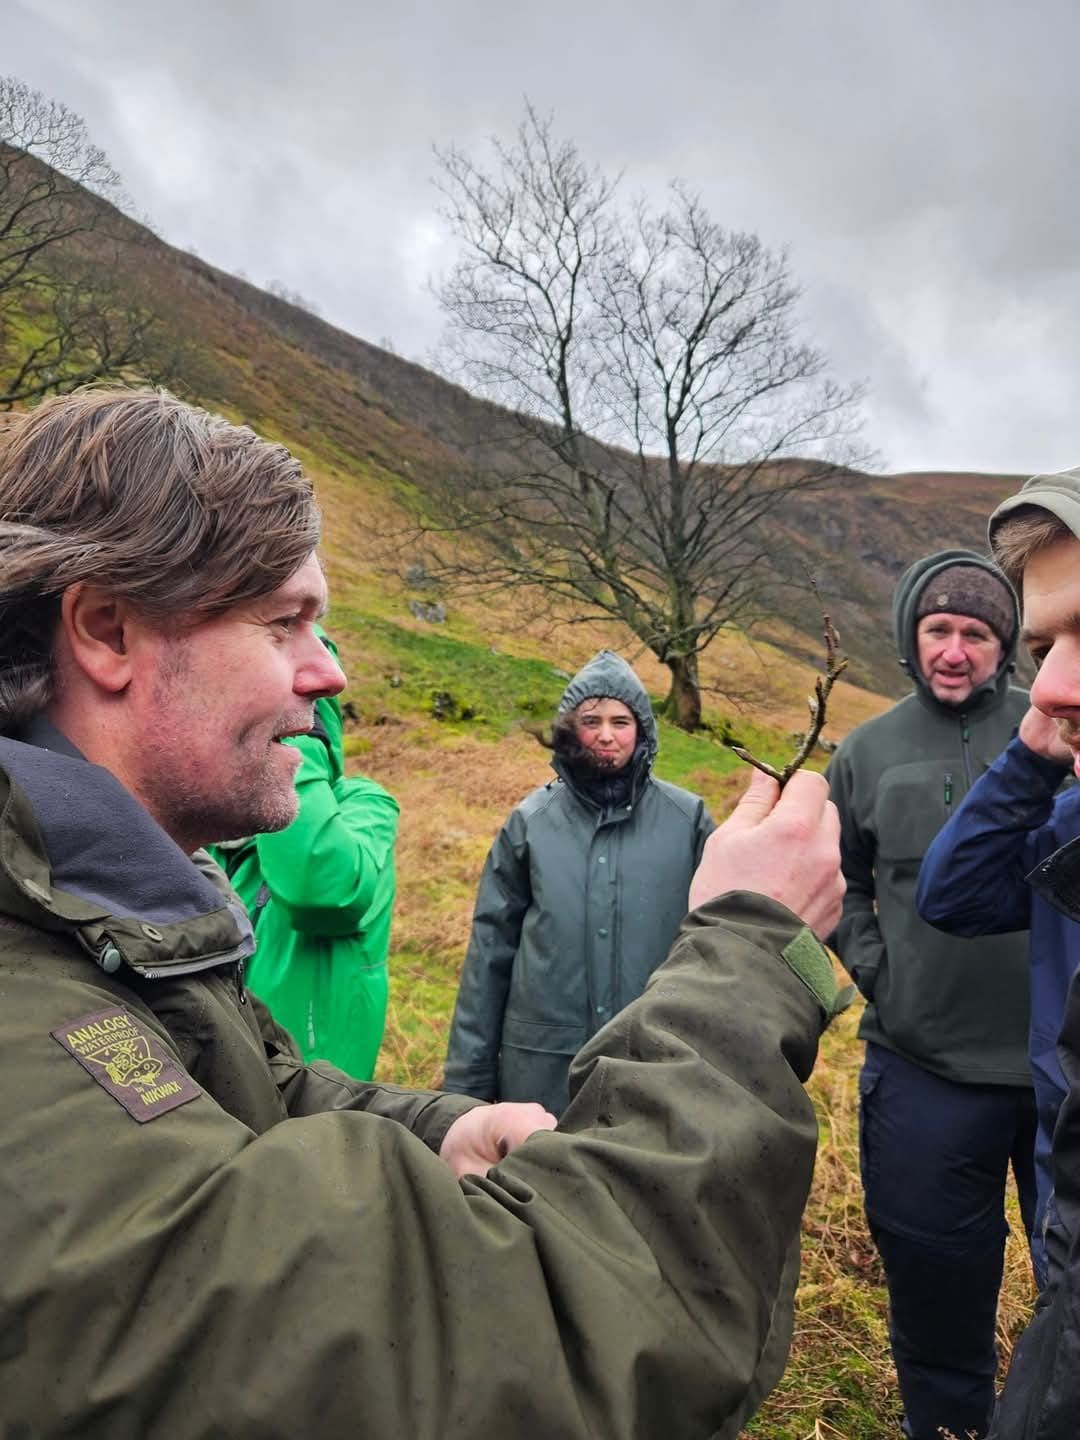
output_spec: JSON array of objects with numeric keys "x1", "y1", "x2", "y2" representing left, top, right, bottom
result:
[{"x1": 781, "y1": 926, "x2": 853, "y2": 1020}]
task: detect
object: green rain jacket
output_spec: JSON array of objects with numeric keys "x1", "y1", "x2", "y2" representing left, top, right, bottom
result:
[
  {"x1": 211, "y1": 663, "x2": 398, "y2": 1081},
  {"x1": 444, "y1": 650, "x2": 714, "y2": 1114},
  {"x1": 0, "y1": 716, "x2": 843, "y2": 1439},
  {"x1": 827, "y1": 549, "x2": 1032, "y2": 1085}
]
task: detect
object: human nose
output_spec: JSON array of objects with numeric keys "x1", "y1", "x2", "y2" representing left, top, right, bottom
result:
[
  {"x1": 941, "y1": 633, "x2": 966, "y2": 664},
  {"x1": 1031, "y1": 645, "x2": 1080, "y2": 719},
  {"x1": 296, "y1": 632, "x2": 347, "y2": 700}
]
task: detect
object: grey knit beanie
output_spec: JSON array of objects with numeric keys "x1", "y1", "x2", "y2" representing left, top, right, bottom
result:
[{"x1": 914, "y1": 564, "x2": 1016, "y2": 648}]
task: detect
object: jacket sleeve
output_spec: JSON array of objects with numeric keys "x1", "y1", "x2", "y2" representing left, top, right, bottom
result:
[
  {"x1": 4, "y1": 892, "x2": 836, "y2": 1440},
  {"x1": 443, "y1": 811, "x2": 531, "y2": 1100},
  {"x1": 827, "y1": 745, "x2": 887, "y2": 998},
  {"x1": 694, "y1": 799, "x2": 717, "y2": 864},
  {"x1": 252, "y1": 992, "x2": 482, "y2": 1151},
  {"x1": 991, "y1": 961, "x2": 1080, "y2": 1438},
  {"x1": 917, "y1": 735, "x2": 1065, "y2": 936},
  {"x1": 252, "y1": 735, "x2": 400, "y2": 936}
]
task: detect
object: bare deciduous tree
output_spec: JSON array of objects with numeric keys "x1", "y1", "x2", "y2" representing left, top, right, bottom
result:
[
  {"x1": 0, "y1": 76, "x2": 179, "y2": 405},
  {"x1": 420, "y1": 105, "x2": 866, "y2": 729}
]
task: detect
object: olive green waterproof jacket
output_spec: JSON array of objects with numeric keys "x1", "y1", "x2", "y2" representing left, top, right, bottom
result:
[{"x1": 0, "y1": 719, "x2": 842, "y2": 1439}]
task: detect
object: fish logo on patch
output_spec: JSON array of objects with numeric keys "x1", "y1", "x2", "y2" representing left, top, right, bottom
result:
[
  {"x1": 89, "y1": 1034, "x2": 163, "y2": 1089},
  {"x1": 52, "y1": 1006, "x2": 202, "y2": 1123}
]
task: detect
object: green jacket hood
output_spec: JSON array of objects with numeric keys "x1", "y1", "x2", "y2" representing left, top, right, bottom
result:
[
  {"x1": 892, "y1": 549, "x2": 1019, "y2": 712},
  {"x1": 312, "y1": 625, "x2": 345, "y2": 783},
  {"x1": 556, "y1": 650, "x2": 658, "y2": 761}
]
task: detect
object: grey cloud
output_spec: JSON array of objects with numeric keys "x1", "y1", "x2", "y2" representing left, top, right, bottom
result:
[{"x1": 8, "y1": 0, "x2": 1080, "y2": 472}]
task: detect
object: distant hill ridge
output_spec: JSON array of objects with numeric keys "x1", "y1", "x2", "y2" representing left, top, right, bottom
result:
[{"x1": 7, "y1": 153, "x2": 1029, "y2": 698}]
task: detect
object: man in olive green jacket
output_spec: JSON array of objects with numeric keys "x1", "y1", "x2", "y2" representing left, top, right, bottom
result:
[
  {"x1": 827, "y1": 549, "x2": 1035, "y2": 1440},
  {"x1": 0, "y1": 388, "x2": 847, "y2": 1439}
]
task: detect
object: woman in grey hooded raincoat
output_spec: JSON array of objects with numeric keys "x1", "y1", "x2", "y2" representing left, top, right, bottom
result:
[{"x1": 443, "y1": 650, "x2": 715, "y2": 1116}]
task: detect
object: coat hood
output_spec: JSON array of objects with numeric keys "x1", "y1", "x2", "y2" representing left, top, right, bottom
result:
[
  {"x1": 988, "y1": 464, "x2": 1080, "y2": 551},
  {"x1": 556, "y1": 650, "x2": 658, "y2": 761},
  {"x1": 311, "y1": 625, "x2": 344, "y2": 783},
  {"x1": 892, "y1": 549, "x2": 1019, "y2": 712}
]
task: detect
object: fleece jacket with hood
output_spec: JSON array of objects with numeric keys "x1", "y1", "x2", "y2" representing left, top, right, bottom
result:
[
  {"x1": 443, "y1": 650, "x2": 714, "y2": 1116},
  {"x1": 826, "y1": 549, "x2": 1032, "y2": 1085}
]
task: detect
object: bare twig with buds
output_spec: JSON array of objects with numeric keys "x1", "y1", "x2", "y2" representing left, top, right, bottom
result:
[{"x1": 729, "y1": 596, "x2": 848, "y2": 788}]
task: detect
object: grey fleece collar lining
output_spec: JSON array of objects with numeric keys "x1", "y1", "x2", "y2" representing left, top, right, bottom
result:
[{"x1": 0, "y1": 729, "x2": 236, "y2": 929}]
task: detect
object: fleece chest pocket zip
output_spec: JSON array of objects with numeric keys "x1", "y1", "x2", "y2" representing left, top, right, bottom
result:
[{"x1": 960, "y1": 714, "x2": 974, "y2": 788}]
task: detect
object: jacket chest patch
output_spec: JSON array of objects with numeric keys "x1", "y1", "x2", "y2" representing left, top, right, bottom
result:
[{"x1": 51, "y1": 1006, "x2": 202, "y2": 1123}]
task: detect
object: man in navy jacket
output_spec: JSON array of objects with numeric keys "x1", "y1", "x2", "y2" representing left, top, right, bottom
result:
[{"x1": 917, "y1": 706, "x2": 1078, "y2": 1290}]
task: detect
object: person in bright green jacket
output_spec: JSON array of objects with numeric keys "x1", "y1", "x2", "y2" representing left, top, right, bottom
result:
[{"x1": 211, "y1": 631, "x2": 398, "y2": 1080}]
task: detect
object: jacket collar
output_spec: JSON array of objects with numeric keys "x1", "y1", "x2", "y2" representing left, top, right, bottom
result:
[
  {"x1": 0, "y1": 719, "x2": 252, "y2": 980},
  {"x1": 909, "y1": 678, "x2": 1011, "y2": 722},
  {"x1": 551, "y1": 742, "x2": 651, "y2": 818}
]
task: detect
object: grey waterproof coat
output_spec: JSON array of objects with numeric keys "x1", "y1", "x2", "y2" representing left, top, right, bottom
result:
[{"x1": 444, "y1": 651, "x2": 714, "y2": 1114}]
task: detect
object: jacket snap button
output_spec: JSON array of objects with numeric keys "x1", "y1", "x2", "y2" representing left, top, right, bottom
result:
[
  {"x1": 597, "y1": 856, "x2": 606, "y2": 864},
  {"x1": 23, "y1": 877, "x2": 51, "y2": 905},
  {"x1": 597, "y1": 928, "x2": 608, "y2": 938},
  {"x1": 97, "y1": 943, "x2": 123, "y2": 974}
]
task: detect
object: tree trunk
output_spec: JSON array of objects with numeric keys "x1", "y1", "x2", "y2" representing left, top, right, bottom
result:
[{"x1": 663, "y1": 653, "x2": 702, "y2": 731}]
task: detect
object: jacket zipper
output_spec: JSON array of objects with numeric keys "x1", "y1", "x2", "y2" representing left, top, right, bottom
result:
[
  {"x1": 131, "y1": 942, "x2": 253, "y2": 984},
  {"x1": 943, "y1": 772, "x2": 953, "y2": 818},
  {"x1": 960, "y1": 714, "x2": 974, "y2": 788}
]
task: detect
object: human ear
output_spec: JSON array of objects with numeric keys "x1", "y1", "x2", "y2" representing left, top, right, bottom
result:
[{"x1": 59, "y1": 584, "x2": 135, "y2": 695}]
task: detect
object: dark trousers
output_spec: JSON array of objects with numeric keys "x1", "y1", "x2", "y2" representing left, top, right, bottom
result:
[{"x1": 859, "y1": 1043, "x2": 1037, "y2": 1440}]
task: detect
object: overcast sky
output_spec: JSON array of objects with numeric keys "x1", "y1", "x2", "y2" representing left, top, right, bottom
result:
[{"x1": 6, "y1": 0, "x2": 1079, "y2": 473}]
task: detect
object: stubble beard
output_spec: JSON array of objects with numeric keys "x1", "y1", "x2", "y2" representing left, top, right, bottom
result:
[
  {"x1": 143, "y1": 742, "x2": 301, "y2": 853},
  {"x1": 142, "y1": 635, "x2": 304, "y2": 850}
]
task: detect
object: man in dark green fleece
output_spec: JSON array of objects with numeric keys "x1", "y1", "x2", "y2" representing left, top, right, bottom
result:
[
  {"x1": 0, "y1": 386, "x2": 850, "y2": 1438},
  {"x1": 827, "y1": 549, "x2": 1035, "y2": 1440}
]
